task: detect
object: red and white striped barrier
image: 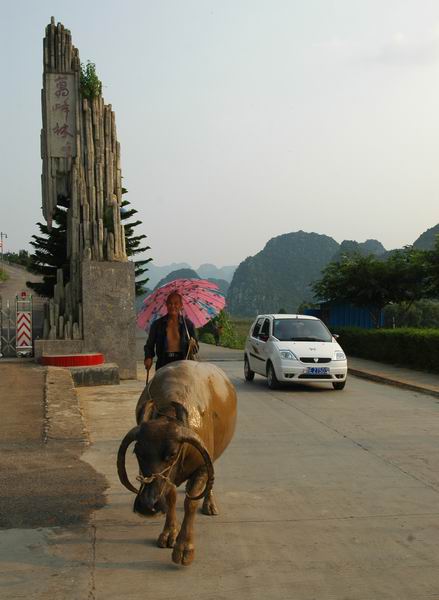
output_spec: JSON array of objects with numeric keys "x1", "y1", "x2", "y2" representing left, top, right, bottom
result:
[{"x1": 16, "y1": 293, "x2": 33, "y2": 357}]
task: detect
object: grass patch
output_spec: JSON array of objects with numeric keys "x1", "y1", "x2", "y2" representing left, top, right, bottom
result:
[
  {"x1": 229, "y1": 318, "x2": 253, "y2": 349},
  {"x1": 0, "y1": 268, "x2": 8, "y2": 283},
  {"x1": 198, "y1": 315, "x2": 253, "y2": 350}
]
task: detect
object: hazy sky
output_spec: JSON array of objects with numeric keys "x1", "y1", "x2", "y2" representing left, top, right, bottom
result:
[{"x1": 1, "y1": 1, "x2": 439, "y2": 267}]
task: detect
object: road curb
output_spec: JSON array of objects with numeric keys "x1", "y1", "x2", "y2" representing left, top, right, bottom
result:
[
  {"x1": 44, "y1": 367, "x2": 89, "y2": 444},
  {"x1": 348, "y1": 367, "x2": 439, "y2": 399}
]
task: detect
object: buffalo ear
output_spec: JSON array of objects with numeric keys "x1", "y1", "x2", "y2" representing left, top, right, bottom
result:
[{"x1": 171, "y1": 402, "x2": 189, "y2": 426}]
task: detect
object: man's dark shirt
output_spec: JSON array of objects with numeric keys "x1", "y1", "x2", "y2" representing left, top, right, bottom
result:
[{"x1": 144, "y1": 315, "x2": 197, "y2": 369}]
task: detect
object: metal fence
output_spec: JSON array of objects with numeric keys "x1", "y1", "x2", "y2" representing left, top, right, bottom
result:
[{"x1": 0, "y1": 294, "x2": 33, "y2": 358}]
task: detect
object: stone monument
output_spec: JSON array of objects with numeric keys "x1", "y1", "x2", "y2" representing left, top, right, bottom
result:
[{"x1": 36, "y1": 17, "x2": 136, "y2": 378}]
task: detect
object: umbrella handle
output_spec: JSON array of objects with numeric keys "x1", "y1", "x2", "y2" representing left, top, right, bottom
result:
[
  {"x1": 182, "y1": 312, "x2": 191, "y2": 342},
  {"x1": 146, "y1": 369, "x2": 150, "y2": 385},
  {"x1": 181, "y1": 311, "x2": 200, "y2": 360},
  {"x1": 186, "y1": 337, "x2": 199, "y2": 360}
]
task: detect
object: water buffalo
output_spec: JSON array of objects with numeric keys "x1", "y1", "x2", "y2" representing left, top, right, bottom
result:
[{"x1": 117, "y1": 360, "x2": 237, "y2": 566}]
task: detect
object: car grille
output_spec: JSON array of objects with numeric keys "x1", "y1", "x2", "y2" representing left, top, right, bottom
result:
[{"x1": 300, "y1": 357, "x2": 331, "y2": 364}]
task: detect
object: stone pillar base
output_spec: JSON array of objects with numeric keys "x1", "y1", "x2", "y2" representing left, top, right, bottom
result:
[
  {"x1": 34, "y1": 339, "x2": 84, "y2": 362},
  {"x1": 82, "y1": 261, "x2": 137, "y2": 379}
]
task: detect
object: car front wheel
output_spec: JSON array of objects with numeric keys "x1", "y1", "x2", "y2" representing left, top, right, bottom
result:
[
  {"x1": 244, "y1": 355, "x2": 255, "y2": 381},
  {"x1": 332, "y1": 380, "x2": 346, "y2": 390},
  {"x1": 267, "y1": 362, "x2": 279, "y2": 390}
]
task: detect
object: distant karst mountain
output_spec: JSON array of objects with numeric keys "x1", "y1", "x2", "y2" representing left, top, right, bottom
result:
[
  {"x1": 206, "y1": 277, "x2": 229, "y2": 295},
  {"x1": 331, "y1": 239, "x2": 386, "y2": 261},
  {"x1": 146, "y1": 262, "x2": 236, "y2": 288},
  {"x1": 143, "y1": 223, "x2": 437, "y2": 318},
  {"x1": 147, "y1": 263, "x2": 191, "y2": 288},
  {"x1": 226, "y1": 222, "x2": 439, "y2": 317},
  {"x1": 197, "y1": 264, "x2": 236, "y2": 282},
  {"x1": 153, "y1": 269, "x2": 229, "y2": 295},
  {"x1": 226, "y1": 231, "x2": 340, "y2": 317},
  {"x1": 413, "y1": 223, "x2": 439, "y2": 250},
  {"x1": 154, "y1": 268, "x2": 200, "y2": 290}
]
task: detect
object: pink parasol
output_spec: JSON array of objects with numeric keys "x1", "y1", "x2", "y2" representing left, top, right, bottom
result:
[{"x1": 137, "y1": 278, "x2": 226, "y2": 330}]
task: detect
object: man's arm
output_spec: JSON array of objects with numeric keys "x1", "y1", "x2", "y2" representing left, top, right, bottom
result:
[{"x1": 144, "y1": 320, "x2": 158, "y2": 359}]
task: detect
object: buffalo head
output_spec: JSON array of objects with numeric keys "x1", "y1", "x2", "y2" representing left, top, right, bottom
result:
[{"x1": 117, "y1": 416, "x2": 214, "y2": 517}]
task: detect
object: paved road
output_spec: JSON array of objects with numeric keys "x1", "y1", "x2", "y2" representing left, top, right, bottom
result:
[
  {"x1": 1, "y1": 358, "x2": 439, "y2": 599},
  {"x1": 0, "y1": 262, "x2": 43, "y2": 304},
  {"x1": 0, "y1": 262, "x2": 45, "y2": 341}
]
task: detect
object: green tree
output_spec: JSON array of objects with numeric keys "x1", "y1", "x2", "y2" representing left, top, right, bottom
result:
[
  {"x1": 313, "y1": 250, "x2": 428, "y2": 327},
  {"x1": 80, "y1": 61, "x2": 102, "y2": 99},
  {"x1": 383, "y1": 299, "x2": 439, "y2": 328},
  {"x1": 120, "y1": 189, "x2": 151, "y2": 295},
  {"x1": 385, "y1": 246, "x2": 430, "y2": 308},
  {"x1": 296, "y1": 301, "x2": 318, "y2": 314},
  {"x1": 424, "y1": 236, "x2": 439, "y2": 298},
  {"x1": 26, "y1": 197, "x2": 69, "y2": 297},
  {"x1": 27, "y1": 191, "x2": 151, "y2": 297}
]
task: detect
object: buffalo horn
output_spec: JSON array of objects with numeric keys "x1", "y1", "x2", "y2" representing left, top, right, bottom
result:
[
  {"x1": 178, "y1": 427, "x2": 215, "y2": 500},
  {"x1": 117, "y1": 426, "x2": 140, "y2": 494}
]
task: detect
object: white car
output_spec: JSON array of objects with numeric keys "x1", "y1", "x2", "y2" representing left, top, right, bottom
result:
[{"x1": 244, "y1": 314, "x2": 347, "y2": 390}]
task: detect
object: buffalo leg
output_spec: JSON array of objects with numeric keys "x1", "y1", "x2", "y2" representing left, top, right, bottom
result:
[
  {"x1": 157, "y1": 486, "x2": 179, "y2": 548},
  {"x1": 172, "y1": 469, "x2": 206, "y2": 566},
  {"x1": 202, "y1": 490, "x2": 219, "y2": 516}
]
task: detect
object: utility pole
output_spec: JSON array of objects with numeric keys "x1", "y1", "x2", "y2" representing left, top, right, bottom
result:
[{"x1": 0, "y1": 232, "x2": 7, "y2": 262}]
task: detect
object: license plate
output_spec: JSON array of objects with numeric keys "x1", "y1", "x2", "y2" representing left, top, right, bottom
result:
[{"x1": 306, "y1": 367, "x2": 330, "y2": 375}]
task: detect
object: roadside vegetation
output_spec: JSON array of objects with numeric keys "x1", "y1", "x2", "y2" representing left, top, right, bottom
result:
[
  {"x1": 3, "y1": 250, "x2": 31, "y2": 269},
  {"x1": 383, "y1": 299, "x2": 439, "y2": 329},
  {"x1": 199, "y1": 311, "x2": 250, "y2": 350},
  {"x1": 229, "y1": 318, "x2": 253, "y2": 346},
  {"x1": 204, "y1": 238, "x2": 439, "y2": 372},
  {"x1": 313, "y1": 240, "x2": 439, "y2": 327},
  {"x1": 334, "y1": 327, "x2": 439, "y2": 373},
  {"x1": 0, "y1": 267, "x2": 8, "y2": 282},
  {"x1": 310, "y1": 237, "x2": 439, "y2": 371}
]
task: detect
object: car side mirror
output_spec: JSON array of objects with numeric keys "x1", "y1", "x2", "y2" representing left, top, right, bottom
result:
[{"x1": 332, "y1": 333, "x2": 339, "y2": 339}]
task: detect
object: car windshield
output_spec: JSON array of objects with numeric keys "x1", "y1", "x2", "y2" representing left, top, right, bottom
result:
[{"x1": 272, "y1": 318, "x2": 332, "y2": 342}]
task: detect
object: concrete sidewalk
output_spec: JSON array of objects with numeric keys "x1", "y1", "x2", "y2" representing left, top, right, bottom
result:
[
  {"x1": 348, "y1": 356, "x2": 439, "y2": 399},
  {"x1": 197, "y1": 343, "x2": 439, "y2": 399}
]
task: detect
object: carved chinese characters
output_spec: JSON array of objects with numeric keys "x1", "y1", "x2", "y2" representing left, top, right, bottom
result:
[{"x1": 45, "y1": 73, "x2": 77, "y2": 157}]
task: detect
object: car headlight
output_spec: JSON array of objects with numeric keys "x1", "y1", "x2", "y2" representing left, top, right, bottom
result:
[
  {"x1": 333, "y1": 351, "x2": 346, "y2": 361},
  {"x1": 279, "y1": 349, "x2": 298, "y2": 360}
]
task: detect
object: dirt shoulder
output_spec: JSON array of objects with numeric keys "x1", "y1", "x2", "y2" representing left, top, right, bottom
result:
[{"x1": 0, "y1": 362, "x2": 107, "y2": 529}]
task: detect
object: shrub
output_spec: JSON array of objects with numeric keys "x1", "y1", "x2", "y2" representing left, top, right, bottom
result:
[
  {"x1": 334, "y1": 327, "x2": 439, "y2": 373},
  {"x1": 198, "y1": 311, "x2": 247, "y2": 349},
  {"x1": 4, "y1": 251, "x2": 31, "y2": 268},
  {"x1": 80, "y1": 61, "x2": 102, "y2": 100},
  {"x1": 199, "y1": 332, "x2": 215, "y2": 345}
]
